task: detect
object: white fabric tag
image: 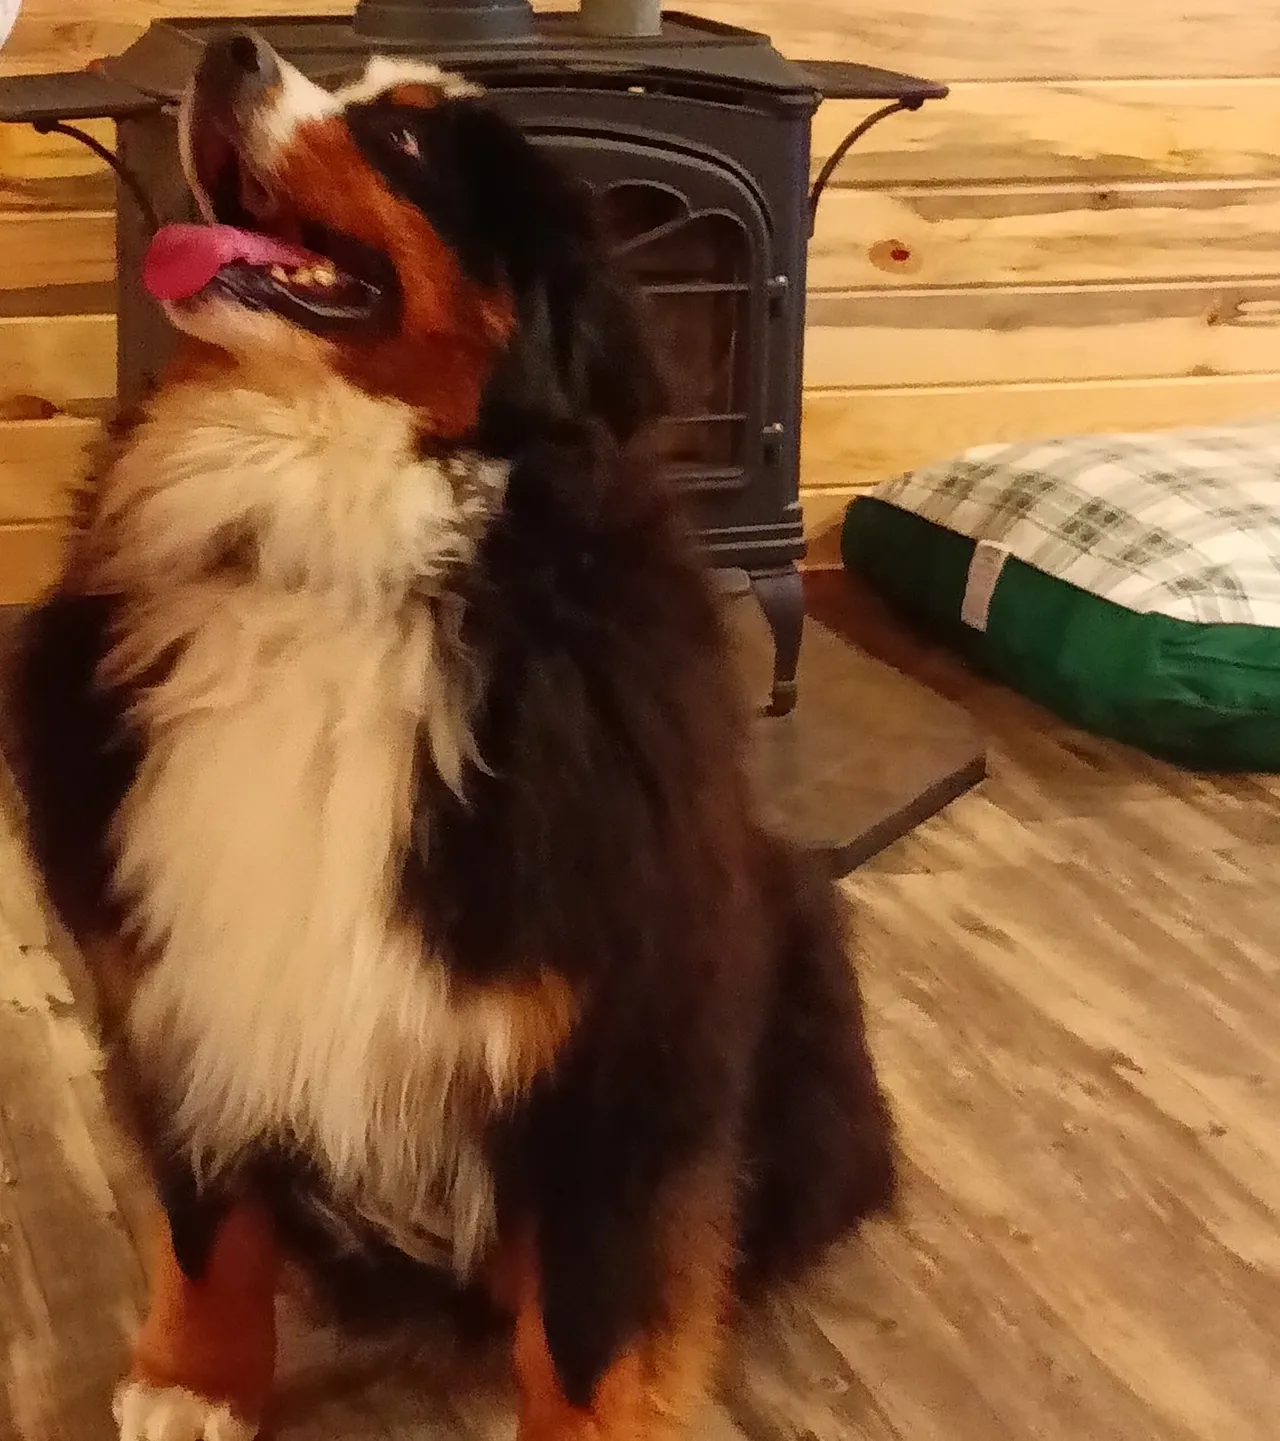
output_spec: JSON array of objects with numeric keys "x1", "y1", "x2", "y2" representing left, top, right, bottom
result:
[{"x1": 961, "y1": 540, "x2": 1010, "y2": 632}]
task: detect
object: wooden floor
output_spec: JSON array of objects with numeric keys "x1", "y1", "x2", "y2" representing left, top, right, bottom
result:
[{"x1": 3, "y1": 572, "x2": 1279, "y2": 1440}]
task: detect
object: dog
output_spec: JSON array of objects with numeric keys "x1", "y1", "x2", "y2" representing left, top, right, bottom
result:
[{"x1": 10, "y1": 31, "x2": 896, "y2": 1441}]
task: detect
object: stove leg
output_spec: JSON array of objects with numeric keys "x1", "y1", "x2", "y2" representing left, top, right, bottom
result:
[{"x1": 749, "y1": 564, "x2": 804, "y2": 717}]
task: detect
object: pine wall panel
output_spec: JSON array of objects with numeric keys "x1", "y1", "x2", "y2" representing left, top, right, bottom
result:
[{"x1": 2, "y1": 2, "x2": 1278, "y2": 589}]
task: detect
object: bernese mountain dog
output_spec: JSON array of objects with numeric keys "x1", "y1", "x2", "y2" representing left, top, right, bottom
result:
[{"x1": 10, "y1": 30, "x2": 896, "y2": 1441}]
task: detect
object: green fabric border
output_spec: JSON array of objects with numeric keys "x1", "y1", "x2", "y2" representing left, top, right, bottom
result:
[{"x1": 842, "y1": 495, "x2": 1280, "y2": 771}]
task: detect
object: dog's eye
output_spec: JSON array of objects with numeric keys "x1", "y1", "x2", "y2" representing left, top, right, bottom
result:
[{"x1": 390, "y1": 128, "x2": 421, "y2": 160}]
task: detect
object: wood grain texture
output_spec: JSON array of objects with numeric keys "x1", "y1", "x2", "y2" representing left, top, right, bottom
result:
[
  {"x1": 0, "y1": 527, "x2": 70, "y2": 604},
  {"x1": 6, "y1": 0, "x2": 1280, "y2": 601},
  {"x1": 805, "y1": 281, "x2": 1280, "y2": 390},
  {"x1": 15, "y1": 74, "x2": 1273, "y2": 198},
  {"x1": 798, "y1": 486, "x2": 861, "y2": 572},
  {"x1": 9, "y1": 66, "x2": 1280, "y2": 194},
  {"x1": 809, "y1": 181, "x2": 1280, "y2": 292},
  {"x1": 33, "y1": 279, "x2": 1280, "y2": 410},
  {"x1": 813, "y1": 80, "x2": 1280, "y2": 188},
  {"x1": 0, "y1": 212, "x2": 115, "y2": 291},
  {"x1": 0, "y1": 314, "x2": 116, "y2": 408},
  {"x1": 0, "y1": 168, "x2": 115, "y2": 217},
  {"x1": 0, "y1": 120, "x2": 113, "y2": 179},
  {"x1": 6, "y1": 0, "x2": 1280, "y2": 80},
  {"x1": 12, "y1": 66, "x2": 1278, "y2": 199},
  {"x1": 8, "y1": 366, "x2": 1280, "y2": 601},
  {"x1": 5, "y1": 570, "x2": 1280, "y2": 1439},
  {"x1": 800, "y1": 374, "x2": 1280, "y2": 488},
  {"x1": 13, "y1": 211, "x2": 1280, "y2": 391},
  {"x1": 682, "y1": 1, "x2": 1280, "y2": 81},
  {"x1": 46, "y1": 178, "x2": 1280, "y2": 297},
  {"x1": 812, "y1": 569, "x2": 1280, "y2": 1441},
  {"x1": 0, "y1": 121, "x2": 116, "y2": 216},
  {"x1": 0, "y1": 852, "x2": 143, "y2": 1441},
  {"x1": 0, "y1": 417, "x2": 97, "y2": 523},
  {"x1": 0, "y1": 0, "x2": 349, "y2": 77}
]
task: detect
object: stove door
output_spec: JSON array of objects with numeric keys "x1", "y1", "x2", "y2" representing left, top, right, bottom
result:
[{"x1": 524, "y1": 132, "x2": 774, "y2": 510}]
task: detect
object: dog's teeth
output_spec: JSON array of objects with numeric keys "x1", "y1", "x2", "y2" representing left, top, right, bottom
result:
[
  {"x1": 313, "y1": 264, "x2": 338, "y2": 288},
  {"x1": 292, "y1": 266, "x2": 314, "y2": 285},
  {"x1": 270, "y1": 265, "x2": 289, "y2": 283}
]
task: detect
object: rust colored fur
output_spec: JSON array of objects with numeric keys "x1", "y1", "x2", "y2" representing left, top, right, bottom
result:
[
  {"x1": 130, "y1": 1203, "x2": 279, "y2": 1426},
  {"x1": 277, "y1": 115, "x2": 514, "y2": 426}
]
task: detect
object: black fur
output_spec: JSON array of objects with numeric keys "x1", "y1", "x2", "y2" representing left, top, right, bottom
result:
[
  {"x1": 382, "y1": 100, "x2": 896, "y2": 1396},
  {"x1": 154, "y1": 1157, "x2": 231, "y2": 1282},
  {"x1": 9, "y1": 590, "x2": 139, "y2": 940},
  {"x1": 401, "y1": 424, "x2": 769, "y2": 1400}
]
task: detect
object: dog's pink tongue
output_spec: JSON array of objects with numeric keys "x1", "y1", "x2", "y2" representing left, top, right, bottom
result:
[{"x1": 143, "y1": 224, "x2": 314, "y2": 302}]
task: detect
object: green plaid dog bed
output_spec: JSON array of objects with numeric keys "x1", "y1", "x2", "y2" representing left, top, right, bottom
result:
[{"x1": 842, "y1": 418, "x2": 1280, "y2": 769}]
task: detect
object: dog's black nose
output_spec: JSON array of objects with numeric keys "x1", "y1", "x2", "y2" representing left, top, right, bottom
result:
[
  {"x1": 195, "y1": 30, "x2": 282, "y2": 115},
  {"x1": 227, "y1": 32, "x2": 275, "y2": 77}
]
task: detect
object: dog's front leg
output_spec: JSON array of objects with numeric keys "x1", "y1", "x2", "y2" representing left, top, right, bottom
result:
[
  {"x1": 508, "y1": 1167, "x2": 734, "y2": 1441},
  {"x1": 115, "y1": 1182, "x2": 279, "y2": 1441}
]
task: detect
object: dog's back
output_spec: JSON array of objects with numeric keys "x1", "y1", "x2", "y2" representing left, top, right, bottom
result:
[{"x1": 739, "y1": 836, "x2": 896, "y2": 1295}]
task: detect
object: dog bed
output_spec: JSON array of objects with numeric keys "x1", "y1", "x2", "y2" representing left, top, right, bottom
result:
[{"x1": 842, "y1": 417, "x2": 1280, "y2": 770}]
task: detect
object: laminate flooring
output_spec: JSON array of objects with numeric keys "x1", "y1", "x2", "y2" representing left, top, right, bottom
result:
[{"x1": 2, "y1": 573, "x2": 1277, "y2": 1440}]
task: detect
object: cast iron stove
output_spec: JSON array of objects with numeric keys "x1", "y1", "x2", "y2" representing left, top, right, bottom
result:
[{"x1": 0, "y1": 5, "x2": 985, "y2": 874}]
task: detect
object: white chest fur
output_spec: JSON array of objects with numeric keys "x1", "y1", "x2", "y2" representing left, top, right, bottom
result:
[
  {"x1": 92, "y1": 373, "x2": 512, "y2": 1274},
  {"x1": 118, "y1": 592, "x2": 503, "y2": 1272}
]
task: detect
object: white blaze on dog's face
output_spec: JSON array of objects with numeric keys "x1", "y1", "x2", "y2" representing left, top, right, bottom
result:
[{"x1": 150, "y1": 33, "x2": 515, "y2": 437}]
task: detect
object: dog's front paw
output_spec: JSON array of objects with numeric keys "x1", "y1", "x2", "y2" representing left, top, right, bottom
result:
[{"x1": 113, "y1": 1381, "x2": 258, "y2": 1441}]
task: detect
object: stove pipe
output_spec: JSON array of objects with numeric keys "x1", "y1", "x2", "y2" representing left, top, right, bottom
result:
[
  {"x1": 353, "y1": 0, "x2": 664, "y2": 43},
  {"x1": 353, "y1": 0, "x2": 536, "y2": 44},
  {"x1": 579, "y1": 0, "x2": 662, "y2": 37}
]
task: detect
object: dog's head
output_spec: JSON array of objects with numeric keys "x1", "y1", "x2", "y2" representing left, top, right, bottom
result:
[{"x1": 148, "y1": 31, "x2": 665, "y2": 446}]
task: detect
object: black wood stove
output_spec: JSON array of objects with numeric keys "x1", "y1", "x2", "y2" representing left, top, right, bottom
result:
[
  {"x1": 0, "y1": 1, "x2": 943, "y2": 718},
  {"x1": 0, "y1": 5, "x2": 983, "y2": 874}
]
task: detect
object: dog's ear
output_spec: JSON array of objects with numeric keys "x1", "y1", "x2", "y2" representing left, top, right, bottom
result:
[
  {"x1": 450, "y1": 105, "x2": 668, "y2": 447},
  {"x1": 480, "y1": 233, "x2": 670, "y2": 450},
  {"x1": 396, "y1": 101, "x2": 669, "y2": 444}
]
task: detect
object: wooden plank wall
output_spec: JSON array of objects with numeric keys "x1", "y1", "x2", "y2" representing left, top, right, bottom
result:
[{"x1": 3, "y1": 2, "x2": 1280, "y2": 594}]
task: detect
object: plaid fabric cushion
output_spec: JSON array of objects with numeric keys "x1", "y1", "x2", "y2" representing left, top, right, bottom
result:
[{"x1": 873, "y1": 417, "x2": 1280, "y2": 625}]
